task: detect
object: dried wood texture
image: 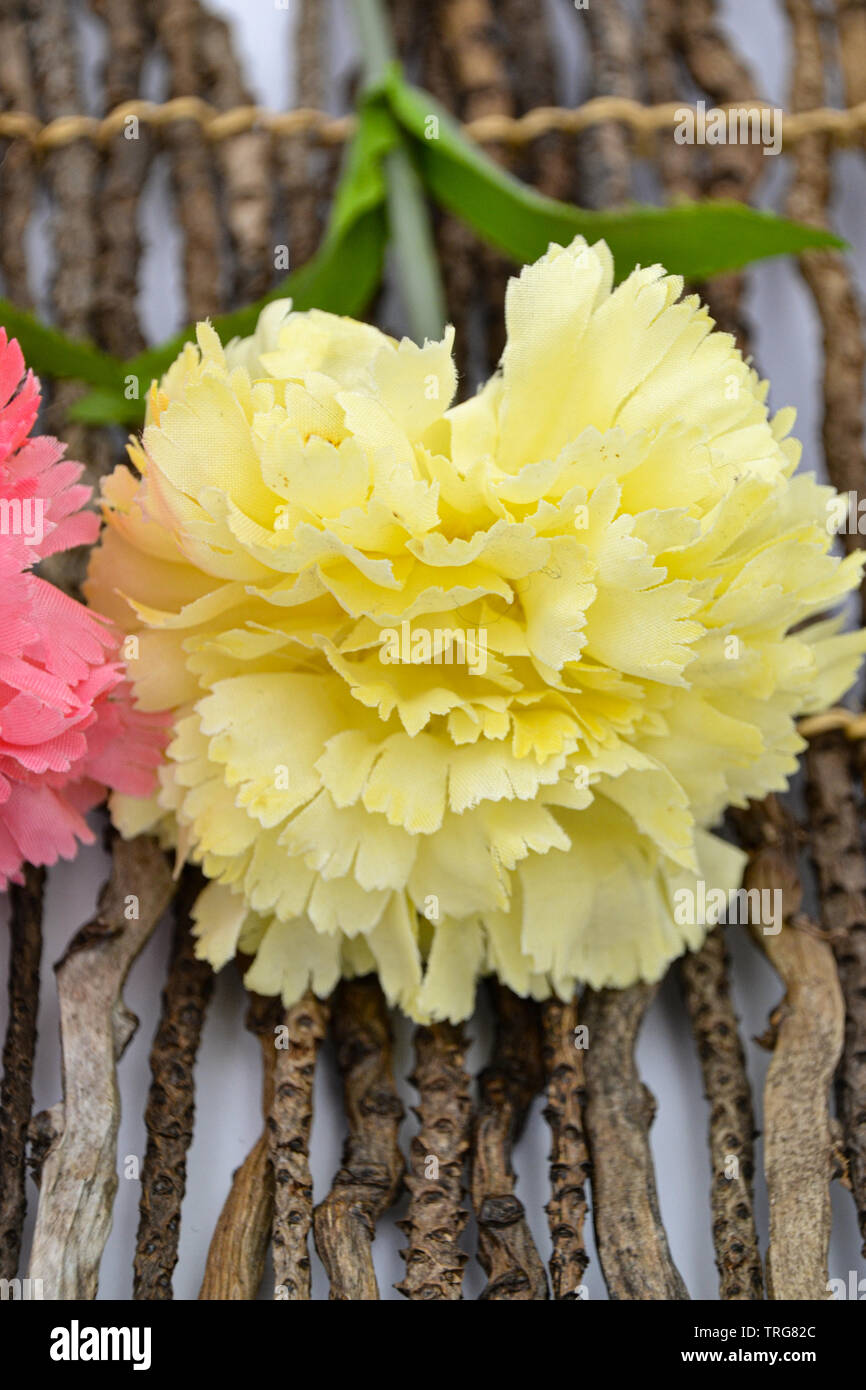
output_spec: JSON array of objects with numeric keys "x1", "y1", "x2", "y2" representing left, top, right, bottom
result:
[
  {"x1": 497, "y1": 0, "x2": 574, "y2": 198},
  {"x1": 199, "y1": 990, "x2": 280, "y2": 1300},
  {"x1": 133, "y1": 868, "x2": 214, "y2": 1300},
  {"x1": 24, "y1": 0, "x2": 99, "y2": 346},
  {"x1": 280, "y1": 0, "x2": 329, "y2": 272},
  {"x1": 23, "y1": 0, "x2": 111, "y2": 571},
  {"x1": 268, "y1": 990, "x2": 329, "y2": 1300},
  {"x1": 397, "y1": 1021, "x2": 471, "y2": 1300},
  {"x1": 807, "y1": 733, "x2": 866, "y2": 1254},
  {"x1": 439, "y1": 0, "x2": 513, "y2": 368},
  {"x1": 680, "y1": 930, "x2": 762, "y2": 1299},
  {"x1": 583, "y1": 983, "x2": 689, "y2": 1300},
  {"x1": 735, "y1": 796, "x2": 845, "y2": 1298},
  {"x1": 786, "y1": 0, "x2": 866, "y2": 576},
  {"x1": 28, "y1": 835, "x2": 174, "y2": 1299},
  {"x1": 90, "y1": 0, "x2": 152, "y2": 355},
  {"x1": 582, "y1": 0, "x2": 636, "y2": 209},
  {"x1": 200, "y1": 8, "x2": 273, "y2": 305},
  {"x1": 0, "y1": 864, "x2": 44, "y2": 1279},
  {"x1": 0, "y1": 0, "x2": 36, "y2": 307},
  {"x1": 419, "y1": 7, "x2": 476, "y2": 389},
  {"x1": 154, "y1": 0, "x2": 223, "y2": 321},
  {"x1": 541, "y1": 996, "x2": 589, "y2": 1301},
  {"x1": 313, "y1": 977, "x2": 404, "y2": 1300},
  {"x1": 472, "y1": 984, "x2": 548, "y2": 1300},
  {"x1": 676, "y1": 0, "x2": 763, "y2": 347},
  {"x1": 785, "y1": 0, "x2": 866, "y2": 1258},
  {"x1": 835, "y1": 0, "x2": 866, "y2": 106},
  {"x1": 643, "y1": 0, "x2": 701, "y2": 199}
]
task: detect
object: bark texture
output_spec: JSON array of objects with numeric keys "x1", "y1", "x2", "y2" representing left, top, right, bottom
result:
[
  {"x1": 542, "y1": 996, "x2": 590, "y2": 1301},
  {"x1": 0, "y1": 864, "x2": 44, "y2": 1279},
  {"x1": 313, "y1": 977, "x2": 404, "y2": 1300},
  {"x1": 199, "y1": 991, "x2": 280, "y2": 1300},
  {"x1": 807, "y1": 733, "x2": 866, "y2": 1254},
  {"x1": 28, "y1": 835, "x2": 174, "y2": 1299},
  {"x1": 134, "y1": 868, "x2": 214, "y2": 1300},
  {"x1": 680, "y1": 930, "x2": 763, "y2": 1299},
  {"x1": 472, "y1": 984, "x2": 548, "y2": 1300},
  {"x1": 268, "y1": 990, "x2": 329, "y2": 1300},
  {"x1": 734, "y1": 796, "x2": 845, "y2": 1299},
  {"x1": 153, "y1": 0, "x2": 223, "y2": 322},
  {"x1": 583, "y1": 983, "x2": 689, "y2": 1300},
  {"x1": 397, "y1": 1021, "x2": 472, "y2": 1300}
]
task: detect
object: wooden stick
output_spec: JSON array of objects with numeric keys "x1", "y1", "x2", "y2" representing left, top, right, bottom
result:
[
  {"x1": 680, "y1": 930, "x2": 763, "y2": 1299},
  {"x1": 397, "y1": 1021, "x2": 471, "y2": 1300},
  {"x1": 541, "y1": 995, "x2": 589, "y2": 1300},
  {"x1": 643, "y1": 0, "x2": 701, "y2": 199},
  {"x1": 28, "y1": 834, "x2": 174, "y2": 1299},
  {"x1": 0, "y1": 0, "x2": 37, "y2": 308},
  {"x1": 582, "y1": 0, "x2": 636, "y2": 209},
  {"x1": 153, "y1": 0, "x2": 223, "y2": 322},
  {"x1": 23, "y1": 0, "x2": 112, "y2": 590},
  {"x1": 89, "y1": 0, "x2": 153, "y2": 356},
  {"x1": 0, "y1": 864, "x2": 44, "y2": 1279},
  {"x1": 734, "y1": 796, "x2": 845, "y2": 1298},
  {"x1": 268, "y1": 990, "x2": 329, "y2": 1300},
  {"x1": 279, "y1": 0, "x2": 329, "y2": 273},
  {"x1": 675, "y1": 0, "x2": 763, "y2": 347},
  {"x1": 199, "y1": 990, "x2": 279, "y2": 1300},
  {"x1": 806, "y1": 732, "x2": 866, "y2": 1254},
  {"x1": 786, "y1": 0, "x2": 866, "y2": 582},
  {"x1": 199, "y1": 8, "x2": 274, "y2": 306},
  {"x1": 313, "y1": 977, "x2": 404, "y2": 1300},
  {"x1": 583, "y1": 983, "x2": 689, "y2": 1300},
  {"x1": 133, "y1": 867, "x2": 214, "y2": 1299},
  {"x1": 472, "y1": 983, "x2": 548, "y2": 1300}
]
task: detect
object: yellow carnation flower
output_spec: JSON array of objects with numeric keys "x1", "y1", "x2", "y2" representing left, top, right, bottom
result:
[{"x1": 86, "y1": 236, "x2": 866, "y2": 1022}]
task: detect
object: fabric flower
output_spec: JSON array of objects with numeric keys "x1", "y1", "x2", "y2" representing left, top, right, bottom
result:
[
  {"x1": 85, "y1": 237, "x2": 866, "y2": 1021},
  {"x1": 0, "y1": 331, "x2": 166, "y2": 888}
]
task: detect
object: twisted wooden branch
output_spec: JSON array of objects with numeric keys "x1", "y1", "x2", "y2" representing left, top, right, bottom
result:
[
  {"x1": 153, "y1": 0, "x2": 223, "y2": 322},
  {"x1": 0, "y1": 0, "x2": 36, "y2": 308},
  {"x1": 583, "y1": 983, "x2": 689, "y2": 1300},
  {"x1": 541, "y1": 995, "x2": 589, "y2": 1300},
  {"x1": 280, "y1": 0, "x2": 330, "y2": 273},
  {"x1": 397, "y1": 1021, "x2": 471, "y2": 1300},
  {"x1": 28, "y1": 834, "x2": 174, "y2": 1299},
  {"x1": 807, "y1": 733, "x2": 866, "y2": 1254},
  {"x1": 0, "y1": 864, "x2": 44, "y2": 1279},
  {"x1": 734, "y1": 797, "x2": 845, "y2": 1298},
  {"x1": 199, "y1": 990, "x2": 280, "y2": 1300},
  {"x1": 90, "y1": 0, "x2": 153, "y2": 356},
  {"x1": 268, "y1": 990, "x2": 329, "y2": 1300},
  {"x1": 200, "y1": 7, "x2": 273, "y2": 305},
  {"x1": 133, "y1": 867, "x2": 214, "y2": 1300},
  {"x1": 679, "y1": 930, "x2": 763, "y2": 1299},
  {"x1": 313, "y1": 977, "x2": 404, "y2": 1300},
  {"x1": 472, "y1": 984, "x2": 548, "y2": 1300},
  {"x1": 582, "y1": 0, "x2": 637, "y2": 208}
]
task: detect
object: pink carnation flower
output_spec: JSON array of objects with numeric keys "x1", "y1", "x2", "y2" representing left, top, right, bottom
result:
[{"x1": 0, "y1": 331, "x2": 166, "y2": 887}]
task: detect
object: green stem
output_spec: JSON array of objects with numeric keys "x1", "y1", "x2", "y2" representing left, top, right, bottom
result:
[{"x1": 352, "y1": 0, "x2": 447, "y2": 342}]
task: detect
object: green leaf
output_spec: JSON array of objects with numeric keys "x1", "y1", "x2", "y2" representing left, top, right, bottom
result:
[
  {"x1": 0, "y1": 304, "x2": 127, "y2": 392},
  {"x1": 65, "y1": 100, "x2": 396, "y2": 425},
  {"x1": 383, "y1": 67, "x2": 844, "y2": 280}
]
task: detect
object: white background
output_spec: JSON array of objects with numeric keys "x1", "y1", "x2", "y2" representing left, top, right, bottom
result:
[{"x1": 2, "y1": 0, "x2": 866, "y2": 1299}]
